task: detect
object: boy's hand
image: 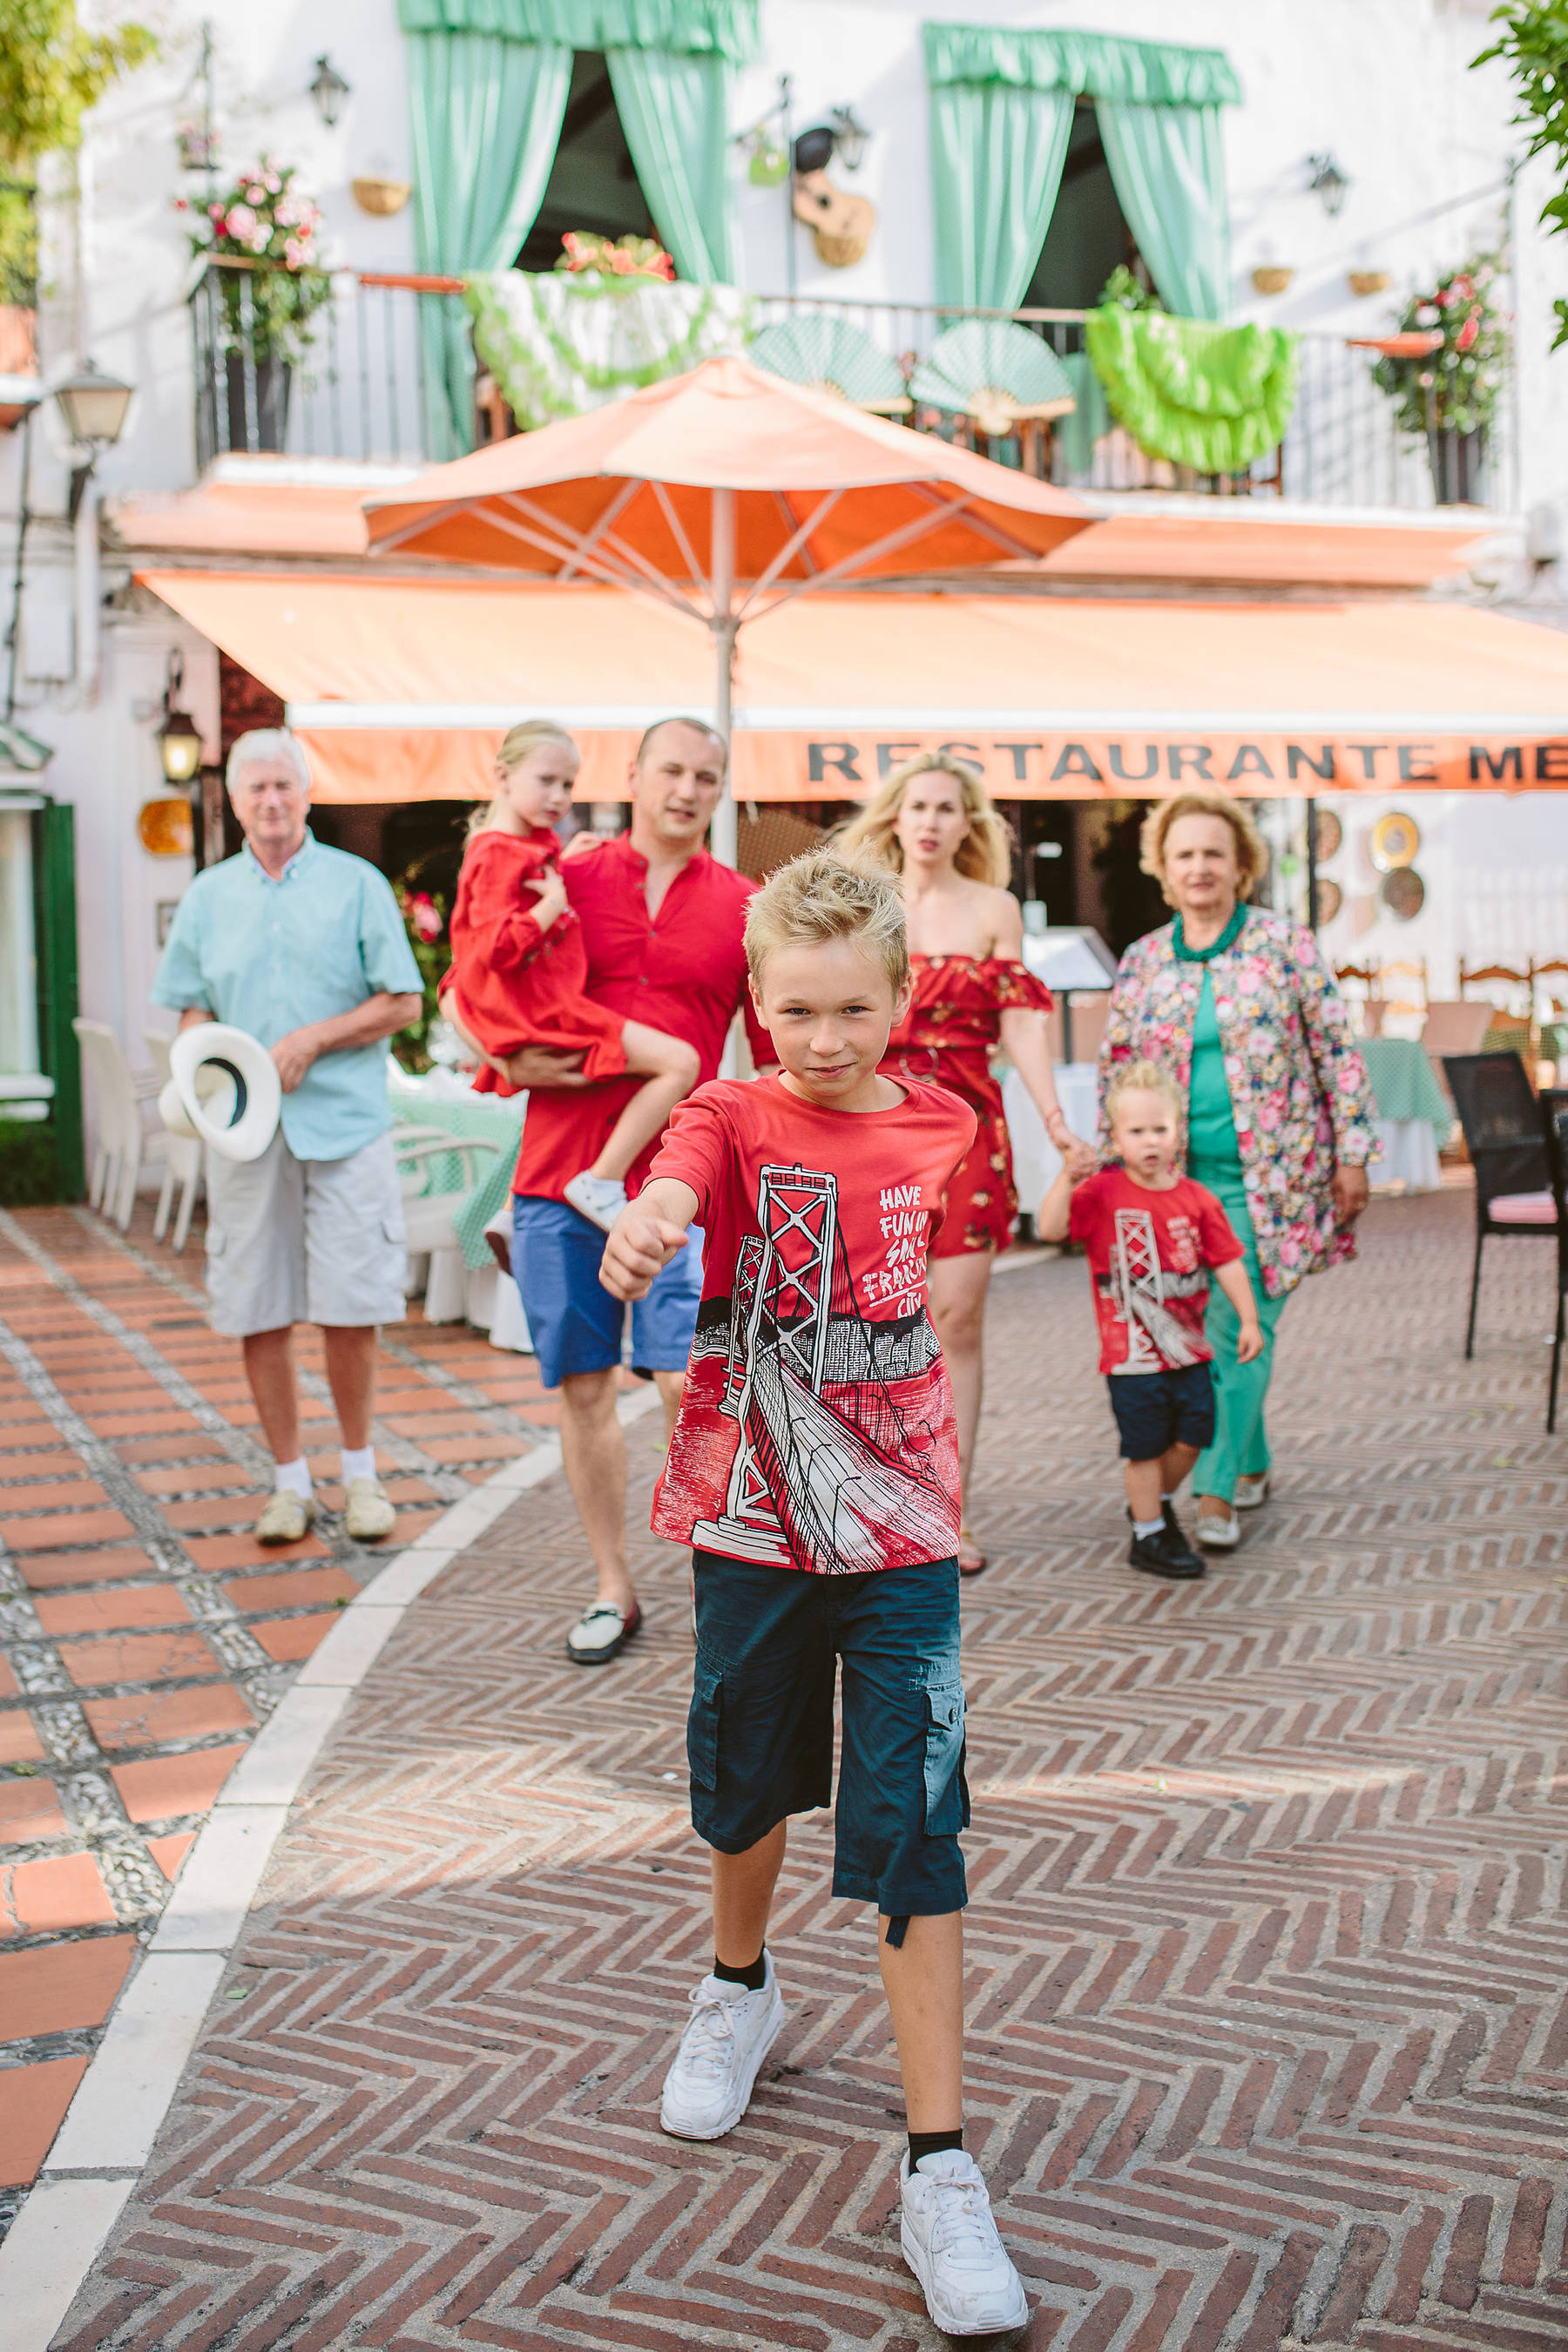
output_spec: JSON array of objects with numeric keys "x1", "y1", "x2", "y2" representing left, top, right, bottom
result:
[
  {"x1": 600, "y1": 1206, "x2": 687, "y2": 1301},
  {"x1": 1235, "y1": 1318, "x2": 1265, "y2": 1363}
]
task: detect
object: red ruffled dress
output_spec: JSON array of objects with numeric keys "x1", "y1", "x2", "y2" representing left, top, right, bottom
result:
[
  {"x1": 881, "y1": 954, "x2": 1055, "y2": 1256},
  {"x1": 444, "y1": 828, "x2": 628, "y2": 1098}
]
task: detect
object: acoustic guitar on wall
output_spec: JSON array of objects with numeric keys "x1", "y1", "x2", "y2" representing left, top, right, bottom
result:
[{"x1": 792, "y1": 169, "x2": 875, "y2": 268}]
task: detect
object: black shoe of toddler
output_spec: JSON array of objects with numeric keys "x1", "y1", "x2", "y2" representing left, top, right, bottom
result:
[{"x1": 1128, "y1": 1523, "x2": 1206, "y2": 1579}]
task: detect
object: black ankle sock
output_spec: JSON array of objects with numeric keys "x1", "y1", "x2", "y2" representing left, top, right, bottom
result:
[
  {"x1": 713, "y1": 1950, "x2": 767, "y2": 1993},
  {"x1": 909, "y1": 2126, "x2": 965, "y2": 2170}
]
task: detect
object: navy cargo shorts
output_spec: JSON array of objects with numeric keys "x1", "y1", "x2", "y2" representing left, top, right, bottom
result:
[{"x1": 688, "y1": 1549, "x2": 968, "y2": 1929}]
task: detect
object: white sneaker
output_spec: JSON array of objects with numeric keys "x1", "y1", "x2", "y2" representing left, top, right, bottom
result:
[
  {"x1": 564, "y1": 1171, "x2": 628, "y2": 1233},
  {"x1": 659, "y1": 1959, "x2": 784, "y2": 2140},
  {"x1": 900, "y1": 2148, "x2": 1029, "y2": 2337},
  {"x1": 343, "y1": 1476, "x2": 396, "y2": 1543},
  {"x1": 253, "y1": 1490, "x2": 318, "y2": 1544}
]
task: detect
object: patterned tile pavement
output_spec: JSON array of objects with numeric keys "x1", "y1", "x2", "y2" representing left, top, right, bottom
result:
[
  {"x1": 0, "y1": 1196, "x2": 564, "y2": 2229},
  {"x1": 16, "y1": 1181, "x2": 1566, "y2": 2350}
]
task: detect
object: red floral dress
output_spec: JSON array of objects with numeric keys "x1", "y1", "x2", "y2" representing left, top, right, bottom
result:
[{"x1": 881, "y1": 955, "x2": 1055, "y2": 1256}]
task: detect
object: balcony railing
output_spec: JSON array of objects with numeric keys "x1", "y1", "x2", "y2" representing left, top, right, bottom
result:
[{"x1": 189, "y1": 260, "x2": 1517, "y2": 513}]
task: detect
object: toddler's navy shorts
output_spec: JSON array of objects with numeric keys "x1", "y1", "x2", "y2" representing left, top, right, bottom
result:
[
  {"x1": 1106, "y1": 1360, "x2": 1216, "y2": 1460},
  {"x1": 688, "y1": 1549, "x2": 968, "y2": 1926}
]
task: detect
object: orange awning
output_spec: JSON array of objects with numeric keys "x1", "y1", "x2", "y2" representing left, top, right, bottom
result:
[{"x1": 138, "y1": 570, "x2": 1568, "y2": 802}]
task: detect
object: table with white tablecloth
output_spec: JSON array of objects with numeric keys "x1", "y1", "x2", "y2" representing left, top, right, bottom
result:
[{"x1": 1002, "y1": 1063, "x2": 1100, "y2": 1227}]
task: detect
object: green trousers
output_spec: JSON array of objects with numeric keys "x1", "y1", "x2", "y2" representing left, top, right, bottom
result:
[{"x1": 1190, "y1": 1163, "x2": 1290, "y2": 1503}]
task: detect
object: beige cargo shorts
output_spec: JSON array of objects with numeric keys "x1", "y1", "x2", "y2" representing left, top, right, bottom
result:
[{"x1": 204, "y1": 1127, "x2": 407, "y2": 1336}]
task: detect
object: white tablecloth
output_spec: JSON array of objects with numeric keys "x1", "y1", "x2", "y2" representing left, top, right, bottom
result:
[
  {"x1": 1371, "y1": 1116, "x2": 1442, "y2": 1193},
  {"x1": 1003, "y1": 1062, "x2": 1100, "y2": 1223}
]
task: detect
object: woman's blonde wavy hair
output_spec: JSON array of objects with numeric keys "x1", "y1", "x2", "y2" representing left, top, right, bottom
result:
[
  {"x1": 836, "y1": 751, "x2": 1013, "y2": 889},
  {"x1": 464, "y1": 720, "x2": 579, "y2": 841}
]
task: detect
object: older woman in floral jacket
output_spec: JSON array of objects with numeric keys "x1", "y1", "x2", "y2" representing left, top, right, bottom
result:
[{"x1": 1100, "y1": 794, "x2": 1377, "y2": 1551}]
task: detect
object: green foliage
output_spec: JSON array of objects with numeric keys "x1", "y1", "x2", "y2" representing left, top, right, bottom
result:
[
  {"x1": 1474, "y1": 2, "x2": 1568, "y2": 346},
  {"x1": 1098, "y1": 263, "x2": 1162, "y2": 314},
  {"x1": 0, "y1": 1119, "x2": 60, "y2": 1205},
  {"x1": 1370, "y1": 254, "x2": 1509, "y2": 436},
  {"x1": 391, "y1": 887, "x2": 450, "y2": 1072},
  {"x1": 0, "y1": 2, "x2": 155, "y2": 307}
]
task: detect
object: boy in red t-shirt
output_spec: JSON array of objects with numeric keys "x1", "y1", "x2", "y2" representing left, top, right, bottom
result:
[
  {"x1": 599, "y1": 851, "x2": 1030, "y2": 2338},
  {"x1": 1039, "y1": 1058, "x2": 1262, "y2": 1580},
  {"x1": 442, "y1": 720, "x2": 699, "y2": 1231}
]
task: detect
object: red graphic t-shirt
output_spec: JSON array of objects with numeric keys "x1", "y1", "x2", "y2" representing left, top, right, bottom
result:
[
  {"x1": 646, "y1": 1074, "x2": 977, "y2": 1576},
  {"x1": 1068, "y1": 1168, "x2": 1243, "y2": 1376}
]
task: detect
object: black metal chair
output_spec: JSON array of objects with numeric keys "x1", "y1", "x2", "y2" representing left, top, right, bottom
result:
[
  {"x1": 1541, "y1": 1088, "x2": 1568, "y2": 1432},
  {"x1": 1441, "y1": 1053, "x2": 1558, "y2": 1359}
]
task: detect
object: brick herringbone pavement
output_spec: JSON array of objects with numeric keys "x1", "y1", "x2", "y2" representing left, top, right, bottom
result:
[{"x1": 51, "y1": 1188, "x2": 1568, "y2": 2351}]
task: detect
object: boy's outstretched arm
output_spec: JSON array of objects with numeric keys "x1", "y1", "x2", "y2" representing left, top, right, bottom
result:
[
  {"x1": 599, "y1": 1178, "x2": 700, "y2": 1301},
  {"x1": 1214, "y1": 1259, "x2": 1265, "y2": 1361},
  {"x1": 1036, "y1": 1162, "x2": 1079, "y2": 1245}
]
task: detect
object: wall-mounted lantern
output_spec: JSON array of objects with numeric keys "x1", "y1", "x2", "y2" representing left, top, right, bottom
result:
[
  {"x1": 309, "y1": 54, "x2": 350, "y2": 130},
  {"x1": 827, "y1": 105, "x2": 871, "y2": 172},
  {"x1": 1306, "y1": 152, "x2": 1349, "y2": 218},
  {"x1": 51, "y1": 357, "x2": 134, "y2": 522},
  {"x1": 156, "y1": 652, "x2": 203, "y2": 787}
]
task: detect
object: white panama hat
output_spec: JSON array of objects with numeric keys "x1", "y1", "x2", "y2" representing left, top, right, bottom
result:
[{"x1": 160, "y1": 1024, "x2": 281, "y2": 1162}]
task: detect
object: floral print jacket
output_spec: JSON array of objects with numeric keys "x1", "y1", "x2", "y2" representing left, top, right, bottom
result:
[{"x1": 1099, "y1": 909, "x2": 1378, "y2": 1300}]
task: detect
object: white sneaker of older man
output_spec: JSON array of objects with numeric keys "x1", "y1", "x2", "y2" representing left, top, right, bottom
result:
[
  {"x1": 659, "y1": 1958, "x2": 785, "y2": 2140},
  {"x1": 254, "y1": 1489, "x2": 318, "y2": 1544},
  {"x1": 344, "y1": 1476, "x2": 397, "y2": 1543},
  {"x1": 900, "y1": 2147, "x2": 1029, "y2": 2335}
]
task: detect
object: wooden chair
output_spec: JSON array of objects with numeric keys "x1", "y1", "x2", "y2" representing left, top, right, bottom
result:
[
  {"x1": 1459, "y1": 958, "x2": 1532, "y2": 1006},
  {"x1": 1377, "y1": 956, "x2": 1429, "y2": 1015},
  {"x1": 1542, "y1": 1087, "x2": 1568, "y2": 1431},
  {"x1": 1442, "y1": 1052, "x2": 1559, "y2": 1358}
]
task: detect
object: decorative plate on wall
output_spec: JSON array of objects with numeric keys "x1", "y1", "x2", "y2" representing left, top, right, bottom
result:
[
  {"x1": 138, "y1": 798, "x2": 193, "y2": 857},
  {"x1": 1369, "y1": 809, "x2": 1420, "y2": 871},
  {"x1": 1313, "y1": 808, "x2": 1342, "y2": 862},
  {"x1": 1381, "y1": 867, "x2": 1424, "y2": 919},
  {"x1": 1315, "y1": 877, "x2": 1343, "y2": 924}
]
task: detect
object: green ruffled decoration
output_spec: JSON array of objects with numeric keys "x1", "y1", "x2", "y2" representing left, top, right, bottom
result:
[
  {"x1": 396, "y1": 0, "x2": 758, "y2": 62},
  {"x1": 464, "y1": 267, "x2": 754, "y2": 430},
  {"x1": 1084, "y1": 307, "x2": 1300, "y2": 474},
  {"x1": 922, "y1": 22, "x2": 1241, "y2": 106}
]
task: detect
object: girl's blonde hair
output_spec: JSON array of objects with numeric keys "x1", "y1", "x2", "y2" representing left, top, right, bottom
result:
[
  {"x1": 836, "y1": 751, "x2": 1013, "y2": 889},
  {"x1": 745, "y1": 848, "x2": 909, "y2": 993},
  {"x1": 465, "y1": 720, "x2": 578, "y2": 840},
  {"x1": 1139, "y1": 793, "x2": 1267, "y2": 906},
  {"x1": 1105, "y1": 1057, "x2": 1183, "y2": 1123}
]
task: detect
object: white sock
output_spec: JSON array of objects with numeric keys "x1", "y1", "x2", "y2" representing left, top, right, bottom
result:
[
  {"x1": 341, "y1": 1443, "x2": 376, "y2": 1486},
  {"x1": 274, "y1": 1456, "x2": 313, "y2": 1500},
  {"x1": 1132, "y1": 1515, "x2": 1165, "y2": 1540}
]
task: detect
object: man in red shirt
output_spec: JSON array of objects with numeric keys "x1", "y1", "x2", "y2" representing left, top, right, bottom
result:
[{"x1": 489, "y1": 718, "x2": 773, "y2": 1665}]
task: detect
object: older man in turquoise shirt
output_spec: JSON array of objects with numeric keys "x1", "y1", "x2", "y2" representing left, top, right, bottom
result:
[{"x1": 153, "y1": 729, "x2": 422, "y2": 1545}]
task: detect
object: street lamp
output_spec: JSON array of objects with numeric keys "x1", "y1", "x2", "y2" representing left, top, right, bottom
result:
[
  {"x1": 51, "y1": 357, "x2": 134, "y2": 521},
  {"x1": 157, "y1": 653, "x2": 203, "y2": 787},
  {"x1": 1307, "y1": 152, "x2": 1349, "y2": 218},
  {"x1": 309, "y1": 54, "x2": 350, "y2": 129}
]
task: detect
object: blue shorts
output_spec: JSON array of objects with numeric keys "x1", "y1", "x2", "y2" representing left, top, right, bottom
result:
[
  {"x1": 689, "y1": 1550, "x2": 968, "y2": 1924},
  {"x1": 511, "y1": 1193, "x2": 703, "y2": 1390},
  {"x1": 1106, "y1": 1361, "x2": 1216, "y2": 1460}
]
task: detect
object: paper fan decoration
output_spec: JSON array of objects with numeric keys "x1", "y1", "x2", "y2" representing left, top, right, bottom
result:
[
  {"x1": 748, "y1": 314, "x2": 911, "y2": 412},
  {"x1": 909, "y1": 320, "x2": 1076, "y2": 436}
]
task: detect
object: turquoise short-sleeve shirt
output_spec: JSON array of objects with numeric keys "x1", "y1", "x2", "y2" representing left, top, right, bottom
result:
[{"x1": 152, "y1": 832, "x2": 421, "y2": 1162}]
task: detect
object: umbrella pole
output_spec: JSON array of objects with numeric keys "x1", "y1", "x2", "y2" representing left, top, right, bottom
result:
[{"x1": 709, "y1": 486, "x2": 740, "y2": 868}]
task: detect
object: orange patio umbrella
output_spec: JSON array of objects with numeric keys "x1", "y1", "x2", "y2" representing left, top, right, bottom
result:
[{"x1": 362, "y1": 354, "x2": 1095, "y2": 857}]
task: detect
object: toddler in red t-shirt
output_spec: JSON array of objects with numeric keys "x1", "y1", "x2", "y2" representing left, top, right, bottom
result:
[
  {"x1": 442, "y1": 721, "x2": 698, "y2": 1231},
  {"x1": 1038, "y1": 1058, "x2": 1262, "y2": 1581}
]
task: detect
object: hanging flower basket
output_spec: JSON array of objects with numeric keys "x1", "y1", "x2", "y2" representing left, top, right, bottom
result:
[
  {"x1": 179, "y1": 159, "x2": 332, "y2": 368},
  {"x1": 1370, "y1": 254, "x2": 1506, "y2": 501}
]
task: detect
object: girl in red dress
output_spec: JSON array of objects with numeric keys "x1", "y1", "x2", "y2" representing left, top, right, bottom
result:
[
  {"x1": 444, "y1": 721, "x2": 698, "y2": 1232},
  {"x1": 841, "y1": 753, "x2": 1095, "y2": 1572}
]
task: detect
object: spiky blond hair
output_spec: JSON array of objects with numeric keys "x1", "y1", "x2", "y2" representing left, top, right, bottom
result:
[
  {"x1": 744, "y1": 848, "x2": 909, "y2": 992},
  {"x1": 1105, "y1": 1057, "x2": 1183, "y2": 1124}
]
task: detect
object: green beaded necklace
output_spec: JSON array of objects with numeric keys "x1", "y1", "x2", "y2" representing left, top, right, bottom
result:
[{"x1": 1172, "y1": 904, "x2": 1247, "y2": 963}]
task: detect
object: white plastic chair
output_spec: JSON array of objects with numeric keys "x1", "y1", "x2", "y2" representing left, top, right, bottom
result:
[
  {"x1": 73, "y1": 1020, "x2": 162, "y2": 1231},
  {"x1": 393, "y1": 1127, "x2": 502, "y2": 1324},
  {"x1": 143, "y1": 1029, "x2": 204, "y2": 1251}
]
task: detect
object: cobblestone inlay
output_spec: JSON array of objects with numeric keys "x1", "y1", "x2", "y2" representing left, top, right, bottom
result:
[
  {"x1": 0, "y1": 1196, "x2": 563, "y2": 2235},
  {"x1": 37, "y1": 1186, "x2": 1568, "y2": 2351}
]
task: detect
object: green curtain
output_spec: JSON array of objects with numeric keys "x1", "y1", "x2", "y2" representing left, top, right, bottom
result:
[
  {"x1": 398, "y1": 0, "x2": 756, "y2": 56},
  {"x1": 922, "y1": 21, "x2": 1241, "y2": 106},
  {"x1": 928, "y1": 80, "x2": 1073, "y2": 310},
  {"x1": 606, "y1": 45, "x2": 736, "y2": 283},
  {"x1": 1097, "y1": 99, "x2": 1231, "y2": 319},
  {"x1": 404, "y1": 30, "x2": 571, "y2": 455}
]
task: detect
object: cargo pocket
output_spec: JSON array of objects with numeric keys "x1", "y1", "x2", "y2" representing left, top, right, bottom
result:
[
  {"x1": 922, "y1": 1683, "x2": 970, "y2": 1836},
  {"x1": 687, "y1": 1664, "x2": 723, "y2": 1793}
]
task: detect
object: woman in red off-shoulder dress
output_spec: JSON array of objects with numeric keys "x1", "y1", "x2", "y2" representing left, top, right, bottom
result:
[{"x1": 842, "y1": 753, "x2": 1096, "y2": 1573}]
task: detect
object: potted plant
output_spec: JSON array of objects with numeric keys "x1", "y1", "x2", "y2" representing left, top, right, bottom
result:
[
  {"x1": 180, "y1": 160, "x2": 330, "y2": 452},
  {"x1": 1370, "y1": 253, "x2": 1507, "y2": 504}
]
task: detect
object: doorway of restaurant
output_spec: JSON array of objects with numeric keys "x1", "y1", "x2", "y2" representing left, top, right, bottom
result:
[{"x1": 516, "y1": 52, "x2": 658, "y2": 274}]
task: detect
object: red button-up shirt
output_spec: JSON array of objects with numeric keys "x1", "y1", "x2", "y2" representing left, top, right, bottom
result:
[{"x1": 512, "y1": 833, "x2": 771, "y2": 1203}]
